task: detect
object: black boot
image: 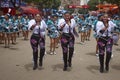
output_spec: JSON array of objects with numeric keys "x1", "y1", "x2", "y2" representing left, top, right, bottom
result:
[
  {"x1": 68, "y1": 60, "x2": 72, "y2": 67},
  {"x1": 33, "y1": 52, "x2": 38, "y2": 70},
  {"x1": 63, "y1": 53, "x2": 68, "y2": 71},
  {"x1": 68, "y1": 48, "x2": 74, "y2": 67},
  {"x1": 33, "y1": 63, "x2": 38, "y2": 70},
  {"x1": 39, "y1": 48, "x2": 45, "y2": 67},
  {"x1": 105, "y1": 52, "x2": 112, "y2": 72},
  {"x1": 99, "y1": 54, "x2": 104, "y2": 73}
]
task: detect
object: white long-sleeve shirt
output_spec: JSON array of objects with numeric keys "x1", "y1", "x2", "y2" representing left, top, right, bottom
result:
[
  {"x1": 28, "y1": 19, "x2": 47, "y2": 37},
  {"x1": 96, "y1": 21, "x2": 115, "y2": 37},
  {"x1": 58, "y1": 18, "x2": 76, "y2": 34}
]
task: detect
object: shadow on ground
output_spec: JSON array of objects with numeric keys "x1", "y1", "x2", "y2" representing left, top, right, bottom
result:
[
  {"x1": 75, "y1": 42, "x2": 85, "y2": 45},
  {"x1": 24, "y1": 63, "x2": 44, "y2": 71},
  {"x1": 116, "y1": 48, "x2": 120, "y2": 52},
  {"x1": 111, "y1": 64, "x2": 120, "y2": 70},
  {"x1": 86, "y1": 65, "x2": 99, "y2": 73},
  {"x1": 52, "y1": 63, "x2": 72, "y2": 72},
  {"x1": 0, "y1": 45, "x2": 19, "y2": 50},
  {"x1": 52, "y1": 64, "x2": 63, "y2": 71},
  {"x1": 9, "y1": 47, "x2": 19, "y2": 50},
  {"x1": 86, "y1": 52, "x2": 96, "y2": 56},
  {"x1": 24, "y1": 63, "x2": 33, "y2": 71}
]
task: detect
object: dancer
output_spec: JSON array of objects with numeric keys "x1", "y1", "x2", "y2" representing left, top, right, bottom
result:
[
  {"x1": 93, "y1": 14, "x2": 104, "y2": 57},
  {"x1": 47, "y1": 15, "x2": 59, "y2": 55},
  {"x1": 96, "y1": 14, "x2": 115, "y2": 73},
  {"x1": 29, "y1": 14, "x2": 47, "y2": 70},
  {"x1": 112, "y1": 16, "x2": 120, "y2": 45},
  {"x1": 58, "y1": 12, "x2": 78, "y2": 71},
  {"x1": 22, "y1": 15, "x2": 29, "y2": 40},
  {"x1": 78, "y1": 14, "x2": 87, "y2": 43},
  {"x1": 3, "y1": 14, "x2": 13, "y2": 48},
  {"x1": 0, "y1": 12, "x2": 4, "y2": 44}
]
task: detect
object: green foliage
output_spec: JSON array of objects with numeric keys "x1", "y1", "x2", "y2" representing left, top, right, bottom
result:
[
  {"x1": 24, "y1": 0, "x2": 61, "y2": 9},
  {"x1": 24, "y1": 0, "x2": 40, "y2": 3},
  {"x1": 100, "y1": 0, "x2": 120, "y2": 5},
  {"x1": 64, "y1": 4, "x2": 74, "y2": 14},
  {"x1": 87, "y1": 0, "x2": 99, "y2": 11}
]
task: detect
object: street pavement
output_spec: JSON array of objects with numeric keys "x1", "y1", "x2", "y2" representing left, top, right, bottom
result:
[{"x1": 0, "y1": 31, "x2": 120, "y2": 80}]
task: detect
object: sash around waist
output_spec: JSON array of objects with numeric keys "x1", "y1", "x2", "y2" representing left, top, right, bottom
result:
[
  {"x1": 32, "y1": 33, "x2": 40, "y2": 37},
  {"x1": 62, "y1": 33, "x2": 73, "y2": 37}
]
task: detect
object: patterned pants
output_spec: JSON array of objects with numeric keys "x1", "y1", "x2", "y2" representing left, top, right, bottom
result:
[
  {"x1": 97, "y1": 37, "x2": 113, "y2": 55},
  {"x1": 97, "y1": 37, "x2": 113, "y2": 72},
  {"x1": 61, "y1": 33, "x2": 75, "y2": 67},
  {"x1": 30, "y1": 34, "x2": 45, "y2": 65}
]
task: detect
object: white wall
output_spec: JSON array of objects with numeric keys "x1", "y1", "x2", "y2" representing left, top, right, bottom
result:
[{"x1": 80, "y1": 0, "x2": 89, "y2": 5}]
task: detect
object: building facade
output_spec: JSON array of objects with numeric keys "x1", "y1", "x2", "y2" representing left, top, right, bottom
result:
[
  {"x1": 80, "y1": 0, "x2": 89, "y2": 5},
  {"x1": 60, "y1": 0, "x2": 89, "y2": 6}
]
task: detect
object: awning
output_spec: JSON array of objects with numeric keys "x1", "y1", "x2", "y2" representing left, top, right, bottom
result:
[{"x1": 20, "y1": 6, "x2": 40, "y2": 14}]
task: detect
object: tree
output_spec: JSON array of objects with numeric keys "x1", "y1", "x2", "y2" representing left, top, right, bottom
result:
[
  {"x1": 87, "y1": 0, "x2": 99, "y2": 11},
  {"x1": 24, "y1": 0, "x2": 61, "y2": 9},
  {"x1": 100, "y1": 0, "x2": 120, "y2": 6}
]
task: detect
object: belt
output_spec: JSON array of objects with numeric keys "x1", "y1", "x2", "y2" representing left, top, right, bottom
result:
[
  {"x1": 32, "y1": 33, "x2": 40, "y2": 37},
  {"x1": 63, "y1": 33, "x2": 72, "y2": 34},
  {"x1": 62, "y1": 33, "x2": 73, "y2": 38},
  {"x1": 101, "y1": 36, "x2": 111, "y2": 38},
  {"x1": 99, "y1": 36, "x2": 111, "y2": 41}
]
